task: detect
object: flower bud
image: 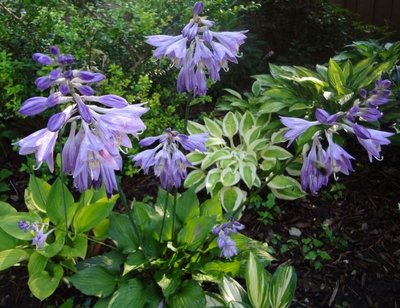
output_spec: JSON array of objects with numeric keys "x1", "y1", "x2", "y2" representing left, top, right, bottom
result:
[
  {"x1": 19, "y1": 97, "x2": 47, "y2": 116},
  {"x1": 47, "y1": 112, "x2": 66, "y2": 132},
  {"x1": 193, "y1": 2, "x2": 204, "y2": 15},
  {"x1": 97, "y1": 95, "x2": 128, "y2": 108},
  {"x1": 49, "y1": 46, "x2": 60, "y2": 56},
  {"x1": 78, "y1": 85, "x2": 95, "y2": 96},
  {"x1": 32, "y1": 53, "x2": 53, "y2": 65}
]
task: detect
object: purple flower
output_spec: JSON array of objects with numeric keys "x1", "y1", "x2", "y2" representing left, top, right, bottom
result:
[
  {"x1": 14, "y1": 128, "x2": 58, "y2": 172},
  {"x1": 325, "y1": 131, "x2": 354, "y2": 177},
  {"x1": 19, "y1": 97, "x2": 48, "y2": 116},
  {"x1": 17, "y1": 221, "x2": 31, "y2": 233},
  {"x1": 315, "y1": 108, "x2": 339, "y2": 125},
  {"x1": 300, "y1": 136, "x2": 330, "y2": 195},
  {"x1": 146, "y1": 2, "x2": 247, "y2": 96},
  {"x1": 212, "y1": 219, "x2": 244, "y2": 259},
  {"x1": 31, "y1": 226, "x2": 54, "y2": 249},
  {"x1": 32, "y1": 53, "x2": 53, "y2": 65},
  {"x1": 280, "y1": 117, "x2": 319, "y2": 146},
  {"x1": 352, "y1": 124, "x2": 394, "y2": 162},
  {"x1": 132, "y1": 128, "x2": 208, "y2": 190}
]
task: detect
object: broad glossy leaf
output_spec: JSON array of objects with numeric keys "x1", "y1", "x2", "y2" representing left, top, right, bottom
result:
[
  {"x1": 59, "y1": 234, "x2": 88, "y2": 259},
  {"x1": 219, "y1": 187, "x2": 246, "y2": 213},
  {"x1": 239, "y1": 163, "x2": 257, "y2": 189},
  {"x1": 0, "y1": 212, "x2": 41, "y2": 240},
  {"x1": 219, "y1": 276, "x2": 248, "y2": 304},
  {"x1": 184, "y1": 170, "x2": 205, "y2": 189},
  {"x1": 201, "y1": 149, "x2": 232, "y2": 170},
  {"x1": 177, "y1": 215, "x2": 217, "y2": 251},
  {"x1": 187, "y1": 121, "x2": 207, "y2": 135},
  {"x1": 109, "y1": 213, "x2": 138, "y2": 253},
  {"x1": 109, "y1": 279, "x2": 146, "y2": 308},
  {"x1": 205, "y1": 169, "x2": 221, "y2": 194},
  {"x1": 239, "y1": 112, "x2": 255, "y2": 137},
  {"x1": 221, "y1": 168, "x2": 240, "y2": 187},
  {"x1": 200, "y1": 194, "x2": 223, "y2": 217},
  {"x1": 28, "y1": 263, "x2": 64, "y2": 300},
  {"x1": 45, "y1": 178, "x2": 75, "y2": 226},
  {"x1": 0, "y1": 228, "x2": 18, "y2": 250},
  {"x1": 68, "y1": 266, "x2": 116, "y2": 298},
  {"x1": 0, "y1": 248, "x2": 30, "y2": 270},
  {"x1": 187, "y1": 151, "x2": 206, "y2": 165},
  {"x1": 28, "y1": 175, "x2": 51, "y2": 212},
  {"x1": 0, "y1": 201, "x2": 17, "y2": 216},
  {"x1": 169, "y1": 280, "x2": 206, "y2": 308},
  {"x1": 262, "y1": 145, "x2": 293, "y2": 161},
  {"x1": 176, "y1": 188, "x2": 200, "y2": 223},
  {"x1": 73, "y1": 195, "x2": 117, "y2": 233}
]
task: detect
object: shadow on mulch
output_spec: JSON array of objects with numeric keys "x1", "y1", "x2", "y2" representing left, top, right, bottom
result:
[{"x1": 243, "y1": 146, "x2": 400, "y2": 307}]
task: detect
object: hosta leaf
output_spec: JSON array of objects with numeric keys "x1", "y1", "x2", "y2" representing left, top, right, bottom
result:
[
  {"x1": 0, "y1": 212, "x2": 41, "y2": 240},
  {"x1": 219, "y1": 187, "x2": 246, "y2": 213},
  {"x1": 28, "y1": 264, "x2": 64, "y2": 301},
  {"x1": 68, "y1": 266, "x2": 116, "y2": 298},
  {"x1": 201, "y1": 150, "x2": 231, "y2": 170},
  {"x1": 28, "y1": 175, "x2": 51, "y2": 212},
  {"x1": 219, "y1": 276, "x2": 249, "y2": 304},
  {"x1": 184, "y1": 170, "x2": 206, "y2": 189},
  {"x1": 45, "y1": 178, "x2": 75, "y2": 226},
  {"x1": 239, "y1": 112, "x2": 255, "y2": 137},
  {"x1": 269, "y1": 177, "x2": 305, "y2": 201},
  {"x1": 269, "y1": 265, "x2": 297, "y2": 308},
  {"x1": 328, "y1": 58, "x2": 345, "y2": 95},
  {"x1": 169, "y1": 280, "x2": 206, "y2": 308},
  {"x1": 205, "y1": 169, "x2": 221, "y2": 194},
  {"x1": 222, "y1": 112, "x2": 239, "y2": 139},
  {"x1": 239, "y1": 163, "x2": 257, "y2": 189},
  {"x1": 246, "y1": 252, "x2": 270, "y2": 308},
  {"x1": 204, "y1": 117, "x2": 223, "y2": 138},
  {"x1": 0, "y1": 249, "x2": 30, "y2": 271},
  {"x1": 187, "y1": 121, "x2": 207, "y2": 135},
  {"x1": 187, "y1": 151, "x2": 206, "y2": 165},
  {"x1": 262, "y1": 146, "x2": 293, "y2": 161},
  {"x1": 220, "y1": 168, "x2": 241, "y2": 187},
  {"x1": 109, "y1": 279, "x2": 146, "y2": 308}
]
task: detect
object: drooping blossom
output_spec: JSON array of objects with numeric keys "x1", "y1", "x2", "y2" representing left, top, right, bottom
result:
[
  {"x1": 17, "y1": 221, "x2": 53, "y2": 249},
  {"x1": 132, "y1": 128, "x2": 208, "y2": 190},
  {"x1": 14, "y1": 46, "x2": 148, "y2": 196},
  {"x1": 146, "y1": 1, "x2": 247, "y2": 96},
  {"x1": 351, "y1": 124, "x2": 394, "y2": 162},
  {"x1": 212, "y1": 219, "x2": 244, "y2": 259},
  {"x1": 300, "y1": 136, "x2": 331, "y2": 195},
  {"x1": 325, "y1": 131, "x2": 354, "y2": 178}
]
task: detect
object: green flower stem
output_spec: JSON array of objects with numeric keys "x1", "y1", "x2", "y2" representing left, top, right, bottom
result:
[
  {"x1": 159, "y1": 192, "x2": 170, "y2": 242},
  {"x1": 171, "y1": 188, "x2": 178, "y2": 241},
  {"x1": 117, "y1": 182, "x2": 149, "y2": 259}
]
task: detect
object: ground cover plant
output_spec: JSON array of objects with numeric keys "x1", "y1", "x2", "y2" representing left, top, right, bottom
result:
[{"x1": 0, "y1": 1, "x2": 399, "y2": 307}]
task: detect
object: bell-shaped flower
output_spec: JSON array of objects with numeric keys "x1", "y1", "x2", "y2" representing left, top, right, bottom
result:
[
  {"x1": 325, "y1": 131, "x2": 354, "y2": 177},
  {"x1": 14, "y1": 128, "x2": 58, "y2": 172},
  {"x1": 280, "y1": 116, "x2": 319, "y2": 146},
  {"x1": 352, "y1": 124, "x2": 394, "y2": 162}
]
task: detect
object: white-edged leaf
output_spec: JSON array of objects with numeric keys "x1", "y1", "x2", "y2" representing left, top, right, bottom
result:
[
  {"x1": 187, "y1": 121, "x2": 207, "y2": 135},
  {"x1": 269, "y1": 265, "x2": 297, "y2": 308},
  {"x1": 239, "y1": 112, "x2": 255, "y2": 137},
  {"x1": 262, "y1": 145, "x2": 293, "y2": 161},
  {"x1": 184, "y1": 170, "x2": 206, "y2": 188},
  {"x1": 205, "y1": 169, "x2": 221, "y2": 193},
  {"x1": 220, "y1": 168, "x2": 241, "y2": 187},
  {"x1": 222, "y1": 112, "x2": 239, "y2": 139},
  {"x1": 239, "y1": 163, "x2": 257, "y2": 189},
  {"x1": 219, "y1": 187, "x2": 246, "y2": 213},
  {"x1": 220, "y1": 276, "x2": 248, "y2": 304},
  {"x1": 246, "y1": 252, "x2": 270, "y2": 308},
  {"x1": 201, "y1": 150, "x2": 232, "y2": 170},
  {"x1": 187, "y1": 151, "x2": 207, "y2": 165},
  {"x1": 204, "y1": 117, "x2": 223, "y2": 138}
]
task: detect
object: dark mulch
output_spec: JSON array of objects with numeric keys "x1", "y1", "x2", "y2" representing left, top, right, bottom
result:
[{"x1": 243, "y1": 146, "x2": 400, "y2": 307}]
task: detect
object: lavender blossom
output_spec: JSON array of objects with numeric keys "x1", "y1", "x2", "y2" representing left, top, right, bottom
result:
[
  {"x1": 280, "y1": 117, "x2": 319, "y2": 146},
  {"x1": 146, "y1": 1, "x2": 247, "y2": 96},
  {"x1": 352, "y1": 124, "x2": 394, "y2": 162},
  {"x1": 325, "y1": 131, "x2": 354, "y2": 177},
  {"x1": 31, "y1": 226, "x2": 54, "y2": 249},
  {"x1": 15, "y1": 46, "x2": 149, "y2": 196},
  {"x1": 18, "y1": 220, "x2": 31, "y2": 233},
  {"x1": 132, "y1": 128, "x2": 208, "y2": 190},
  {"x1": 300, "y1": 136, "x2": 330, "y2": 195},
  {"x1": 212, "y1": 219, "x2": 244, "y2": 259}
]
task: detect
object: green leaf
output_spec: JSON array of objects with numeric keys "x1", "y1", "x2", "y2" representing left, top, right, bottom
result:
[
  {"x1": 219, "y1": 187, "x2": 246, "y2": 213},
  {"x1": 187, "y1": 151, "x2": 206, "y2": 165},
  {"x1": 222, "y1": 112, "x2": 239, "y2": 139},
  {"x1": 204, "y1": 117, "x2": 223, "y2": 138},
  {"x1": 262, "y1": 146, "x2": 293, "y2": 161},
  {"x1": 0, "y1": 212, "x2": 41, "y2": 240},
  {"x1": 124, "y1": 250, "x2": 147, "y2": 274},
  {"x1": 239, "y1": 112, "x2": 255, "y2": 137},
  {"x1": 0, "y1": 249, "x2": 30, "y2": 270},
  {"x1": 0, "y1": 228, "x2": 18, "y2": 250},
  {"x1": 73, "y1": 195, "x2": 117, "y2": 233},
  {"x1": 0, "y1": 201, "x2": 17, "y2": 216},
  {"x1": 205, "y1": 169, "x2": 222, "y2": 194},
  {"x1": 200, "y1": 194, "x2": 223, "y2": 217},
  {"x1": 239, "y1": 163, "x2": 257, "y2": 189},
  {"x1": 169, "y1": 280, "x2": 206, "y2": 308},
  {"x1": 176, "y1": 188, "x2": 200, "y2": 223},
  {"x1": 59, "y1": 234, "x2": 88, "y2": 259},
  {"x1": 269, "y1": 265, "x2": 297, "y2": 308},
  {"x1": 221, "y1": 168, "x2": 240, "y2": 187},
  {"x1": 187, "y1": 121, "x2": 207, "y2": 135},
  {"x1": 109, "y1": 213, "x2": 138, "y2": 253},
  {"x1": 28, "y1": 264, "x2": 64, "y2": 300},
  {"x1": 68, "y1": 266, "x2": 116, "y2": 298},
  {"x1": 28, "y1": 264, "x2": 64, "y2": 301},
  {"x1": 28, "y1": 175, "x2": 51, "y2": 212},
  {"x1": 203, "y1": 260, "x2": 241, "y2": 277},
  {"x1": 37, "y1": 229, "x2": 66, "y2": 258},
  {"x1": 184, "y1": 170, "x2": 206, "y2": 189},
  {"x1": 269, "y1": 177, "x2": 305, "y2": 201},
  {"x1": 45, "y1": 178, "x2": 75, "y2": 226},
  {"x1": 246, "y1": 252, "x2": 270, "y2": 308},
  {"x1": 219, "y1": 276, "x2": 249, "y2": 304},
  {"x1": 201, "y1": 150, "x2": 232, "y2": 170},
  {"x1": 28, "y1": 251, "x2": 48, "y2": 275},
  {"x1": 177, "y1": 216, "x2": 217, "y2": 251},
  {"x1": 328, "y1": 58, "x2": 345, "y2": 95},
  {"x1": 155, "y1": 271, "x2": 182, "y2": 298},
  {"x1": 109, "y1": 279, "x2": 146, "y2": 308}
]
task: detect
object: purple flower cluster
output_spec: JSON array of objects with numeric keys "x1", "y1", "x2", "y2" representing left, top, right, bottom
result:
[
  {"x1": 280, "y1": 80, "x2": 394, "y2": 195},
  {"x1": 146, "y1": 1, "x2": 247, "y2": 96},
  {"x1": 15, "y1": 46, "x2": 148, "y2": 196},
  {"x1": 132, "y1": 128, "x2": 208, "y2": 190},
  {"x1": 17, "y1": 220, "x2": 54, "y2": 249},
  {"x1": 212, "y1": 219, "x2": 244, "y2": 259}
]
